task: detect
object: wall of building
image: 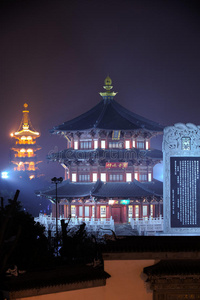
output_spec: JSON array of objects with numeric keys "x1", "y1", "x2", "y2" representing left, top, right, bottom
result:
[{"x1": 19, "y1": 260, "x2": 155, "y2": 300}]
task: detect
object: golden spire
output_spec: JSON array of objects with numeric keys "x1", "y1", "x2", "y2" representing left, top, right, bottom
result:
[
  {"x1": 22, "y1": 103, "x2": 29, "y2": 127},
  {"x1": 11, "y1": 103, "x2": 40, "y2": 137},
  {"x1": 99, "y1": 76, "x2": 117, "y2": 99}
]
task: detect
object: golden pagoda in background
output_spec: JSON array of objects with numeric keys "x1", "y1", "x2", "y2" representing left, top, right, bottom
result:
[{"x1": 10, "y1": 103, "x2": 41, "y2": 179}]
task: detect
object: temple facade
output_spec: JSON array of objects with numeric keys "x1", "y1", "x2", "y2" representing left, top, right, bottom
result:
[
  {"x1": 41, "y1": 77, "x2": 163, "y2": 223},
  {"x1": 10, "y1": 103, "x2": 41, "y2": 180}
]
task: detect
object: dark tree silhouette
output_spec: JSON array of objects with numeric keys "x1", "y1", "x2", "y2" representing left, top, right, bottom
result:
[{"x1": 0, "y1": 190, "x2": 53, "y2": 278}]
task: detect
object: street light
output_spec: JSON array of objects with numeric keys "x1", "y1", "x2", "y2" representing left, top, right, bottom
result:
[
  {"x1": 51, "y1": 176, "x2": 63, "y2": 256},
  {"x1": 1, "y1": 172, "x2": 9, "y2": 179}
]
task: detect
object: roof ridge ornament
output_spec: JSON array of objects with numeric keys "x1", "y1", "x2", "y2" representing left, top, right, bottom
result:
[
  {"x1": 11, "y1": 103, "x2": 40, "y2": 136},
  {"x1": 99, "y1": 76, "x2": 118, "y2": 100}
]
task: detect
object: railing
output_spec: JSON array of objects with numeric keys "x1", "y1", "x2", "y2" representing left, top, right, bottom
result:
[
  {"x1": 130, "y1": 216, "x2": 164, "y2": 235},
  {"x1": 34, "y1": 214, "x2": 115, "y2": 235}
]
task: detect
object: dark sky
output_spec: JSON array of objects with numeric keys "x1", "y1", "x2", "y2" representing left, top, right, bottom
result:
[{"x1": 1, "y1": 0, "x2": 200, "y2": 181}]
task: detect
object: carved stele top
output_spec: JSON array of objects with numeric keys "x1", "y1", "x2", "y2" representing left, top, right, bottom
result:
[{"x1": 163, "y1": 123, "x2": 200, "y2": 154}]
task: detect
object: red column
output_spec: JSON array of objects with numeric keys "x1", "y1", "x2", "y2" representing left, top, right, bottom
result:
[
  {"x1": 106, "y1": 205, "x2": 109, "y2": 219},
  {"x1": 97, "y1": 205, "x2": 100, "y2": 219},
  {"x1": 68, "y1": 202, "x2": 71, "y2": 218},
  {"x1": 76, "y1": 205, "x2": 79, "y2": 217},
  {"x1": 64, "y1": 205, "x2": 67, "y2": 218}
]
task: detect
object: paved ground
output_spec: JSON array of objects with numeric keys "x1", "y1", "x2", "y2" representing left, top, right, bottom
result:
[{"x1": 114, "y1": 223, "x2": 138, "y2": 236}]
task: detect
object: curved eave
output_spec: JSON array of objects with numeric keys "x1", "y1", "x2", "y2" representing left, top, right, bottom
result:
[
  {"x1": 37, "y1": 180, "x2": 96, "y2": 199},
  {"x1": 14, "y1": 129, "x2": 40, "y2": 137},
  {"x1": 37, "y1": 179, "x2": 163, "y2": 200},
  {"x1": 50, "y1": 99, "x2": 164, "y2": 133},
  {"x1": 92, "y1": 179, "x2": 163, "y2": 198}
]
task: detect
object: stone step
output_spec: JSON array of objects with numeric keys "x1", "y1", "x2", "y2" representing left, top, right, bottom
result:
[{"x1": 114, "y1": 224, "x2": 138, "y2": 236}]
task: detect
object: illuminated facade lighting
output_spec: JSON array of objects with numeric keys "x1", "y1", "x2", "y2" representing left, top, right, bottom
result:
[
  {"x1": 1, "y1": 171, "x2": 9, "y2": 179},
  {"x1": 10, "y1": 103, "x2": 41, "y2": 179}
]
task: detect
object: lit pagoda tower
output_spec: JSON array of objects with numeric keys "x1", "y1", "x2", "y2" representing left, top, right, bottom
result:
[
  {"x1": 40, "y1": 77, "x2": 164, "y2": 224},
  {"x1": 10, "y1": 103, "x2": 41, "y2": 180}
]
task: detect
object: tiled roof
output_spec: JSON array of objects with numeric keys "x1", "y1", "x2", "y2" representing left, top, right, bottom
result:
[
  {"x1": 93, "y1": 179, "x2": 162, "y2": 198},
  {"x1": 38, "y1": 179, "x2": 162, "y2": 199},
  {"x1": 2, "y1": 265, "x2": 110, "y2": 296},
  {"x1": 143, "y1": 259, "x2": 200, "y2": 276},
  {"x1": 51, "y1": 99, "x2": 164, "y2": 132},
  {"x1": 40, "y1": 180, "x2": 96, "y2": 198},
  {"x1": 102, "y1": 236, "x2": 200, "y2": 255}
]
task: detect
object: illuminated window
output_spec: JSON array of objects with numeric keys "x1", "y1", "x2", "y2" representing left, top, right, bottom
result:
[
  {"x1": 27, "y1": 149, "x2": 33, "y2": 157},
  {"x1": 146, "y1": 141, "x2": 149, "y2": 149},
  {"x1": 125, "y1": 140, "x2": 130, "y2": 149},
  {"x1": 143, "y1": 205, "x2": 148, "y2": 217},
  {"x1": 139, "y1": 174, "x2": 147, "y2": 181},
  {"x1": 109, "y1": 174, "x2": 123, "y2": 181},
  {"x1": 79, "y1": 174, "x2": 90, "y2": 182},
  {"x1": 20, "y1": 148, "x2": 26, "y2": 152},
  {"x1": 100, "y1": 206, "x2": 106, "y2": 218},
  {"x1": 101, "y1": 140, "x2": 106, "y2": 149},
  {"x1": 92, "y1": 206, "x2": 95, "y2": 218},
  {"x1": 17, "y1": 162, "x2": 25, "y2": 171},
  {"x1": 93, "y1": 173, "x2": 97, "y2": 182},
  {"x1": 128, "y1": 205, "x2": 133, "y2": 223},
  {"x1": 72, "y1": 173, "x2": 77, "y2": 182},
  {"x1": 101, "y1": 173, "x2": 106, "y2": 182},
  {"x1": 126, "y1": 173, "x2": 132, "y2": 182},
  {"x1": 128, "y1": 205, "x2": 133, "y2": 217},
  {"x1": 80, "y1": 141, "x2": 92, "y2": 149},
  {"x1": 28, "y1": 162, "x2": 35, "y2": 171},
  {"x1": 94, "y1": 140, "x2": 98, "y2": 149},
  {"x1": 137, "y1": 141, "x2": 144, "y2": 149},
  {"x1": 132, "y1": 140, "x2": 136, "y2": 148},
  {"x1": 79, "y1": 206, "x2": 83, "y2": 217},
  {"x1": 109, "y1": 142, "x2": 123, "y2": 148},
  {"x1": 85, "y1": 206, "x2": 89, "y2": 217},
  {"x1": 71, "y1": 205, "x2": 76, "y2": 217},
  {"x1": 134, "y1": 172, "x2": 138, "y2": 180},
  {"x1": 148, "y1": 173, "x2": 152, "y2": 182},
  {"x1": 74, "y1": 141, "x2": 78, "y2": 149},
  {"x1": 135, "y1": 205, "x2": 139, "y2": 219},
  {"x1": 150, "y1": 204, "x2": 154, "y2": 218}
]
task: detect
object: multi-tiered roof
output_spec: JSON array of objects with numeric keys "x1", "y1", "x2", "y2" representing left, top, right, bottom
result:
[
  {"x1": 10, "y1": 103, "x2": 41, "y2": 179},
  {"x1": 51, "y1": 76, "x2": 163, "y2": 133},
  {"x1": 43, "y1": 77, "x2": 163, "y2": 202}
]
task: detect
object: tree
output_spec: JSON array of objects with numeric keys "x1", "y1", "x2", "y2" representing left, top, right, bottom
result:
[{"x1": 0, "y1": 190, "x2": 53, "y2": 278}]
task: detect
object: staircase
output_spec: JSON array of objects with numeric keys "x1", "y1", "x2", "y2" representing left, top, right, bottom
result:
[{"x1": 115, "y1": 223, "x2": 138, "y2": 236}]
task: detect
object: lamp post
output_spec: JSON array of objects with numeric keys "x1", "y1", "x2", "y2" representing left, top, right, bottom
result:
[{"x1": 51, "y1": 176, "x2": 63, "y2": 255}]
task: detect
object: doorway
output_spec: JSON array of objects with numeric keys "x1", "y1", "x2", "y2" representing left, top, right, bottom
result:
[{"x1": 111, "y1": 207, "x2": 121, "y2": 223}]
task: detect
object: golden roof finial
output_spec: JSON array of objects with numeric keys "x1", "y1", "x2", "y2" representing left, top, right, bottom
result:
[
  {"x1": 99, "y1": 76, "x2": 117, "y2": 99},
  {"x1": 24, "y1": 103, "x2": 28, "y2": 109},
  {"x1": 104, "y1": 75, "x2": 112, "y2": 90}
]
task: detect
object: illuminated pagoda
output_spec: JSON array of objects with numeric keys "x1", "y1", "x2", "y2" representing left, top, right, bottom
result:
[
  {"x1": 41, "y1": 77, "x2": 163, "y2": 223},
  {"x1": 10, "y1": 103, "x2": 41, "y2": 180}
]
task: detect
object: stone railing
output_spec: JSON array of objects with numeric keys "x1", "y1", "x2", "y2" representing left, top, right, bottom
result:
[
  {"x1": 130, "y1": 216, "x2": 164, "y2": 235},
  {"x1": 34, "y1": 214, "x2": 115, "y2": 234}
]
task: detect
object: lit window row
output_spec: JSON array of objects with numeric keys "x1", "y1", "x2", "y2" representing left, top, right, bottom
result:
[
  {"x1": 73, "y1": 140, "x2": 149, "y2": 150},
  {"x1": 71, "y1": 204, "x2": 154, "y2": 221},
  {"x1": 71, "y1": 172, "x2": 152, "y2": 182},
  {"x1": 19, "y1": 148, "x2": 33, "y2": 153},
  {"x1": 71, "y1": 205, "x2": 106, "y2": 220},
  {"x1": 15, "y1": 161, "x2": 36, "y2": 171}
]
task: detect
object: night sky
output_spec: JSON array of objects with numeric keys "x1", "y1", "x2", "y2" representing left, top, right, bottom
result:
[{"x1": 1, "y1": 0, "x2": 200, "y2": 182}]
